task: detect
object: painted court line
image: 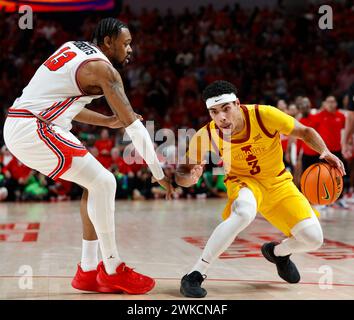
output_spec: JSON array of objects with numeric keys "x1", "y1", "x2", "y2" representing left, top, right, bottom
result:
[{"x1": 0, "y1": 275, "x2": 353, "y2": 287}]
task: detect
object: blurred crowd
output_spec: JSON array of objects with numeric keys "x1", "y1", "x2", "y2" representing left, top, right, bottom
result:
[
  {"x1": 278, "y1": 94, "x2": 354, "y2": 209},
  {"x1": 0, "y1": 1, "x2": 353, "y2": 204}
]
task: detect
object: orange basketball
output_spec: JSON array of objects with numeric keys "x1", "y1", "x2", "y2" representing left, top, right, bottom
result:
[{"x1": 300, "y1": 163, "x2": 343, "y2": 205}]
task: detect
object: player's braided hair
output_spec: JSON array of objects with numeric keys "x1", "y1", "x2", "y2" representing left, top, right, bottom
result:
[
  {"x1": 202, "y1": 80, "x2": 238, "y2": 101},
  {"x1": 92, "y1": 18, "x2": 128, "y2": 46}
]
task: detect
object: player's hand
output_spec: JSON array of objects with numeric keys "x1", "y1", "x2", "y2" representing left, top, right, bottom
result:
[
  {"x1": 319, "y1": 150, "x2": 346, "y2": 176},
  {"x1": 189, "y1": 160, "x2": 207, "y2": 184},
  {"x1": 152, "y1": 176, "x2": 175, "y2": 200},
  {"x1": 107, "y1": 113, "x2": 143, "y2": 129}
]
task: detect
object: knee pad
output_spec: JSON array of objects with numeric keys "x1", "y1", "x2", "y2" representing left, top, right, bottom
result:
[
  {"x1": 231, "y1": 188, "x2": 257, "y2": 224},
  {"x1": 91, "y1": 169, "x2": 117, "y2": 194}
]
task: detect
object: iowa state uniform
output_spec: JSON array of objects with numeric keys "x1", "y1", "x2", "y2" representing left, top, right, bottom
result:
[{"x1": 187, "y1": 104, "x2": 318, "y2": 236}]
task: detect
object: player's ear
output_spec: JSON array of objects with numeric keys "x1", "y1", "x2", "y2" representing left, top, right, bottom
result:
[
  {"x1": 235, "y1": 99, "x2": 240, "y2": 107},
  {"x1": 103, "y1": 35, "x2": 113, "y2": 49}
]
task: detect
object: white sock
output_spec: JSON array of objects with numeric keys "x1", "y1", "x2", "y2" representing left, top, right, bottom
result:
[
  {"x1": 274, "y1": 237, "x2": 305, "y2": 256},
  {"x1": 81, "y1": 239, "x2": 99, "y2": 272},
  {"x1": 190, "y1": 257, "x2": 211, "y2": 276},
  {"x1": 98, "y1": 231, "x2": 122, "y2": 275},
  {"x1": 274, "y1": 211, "x2": 323, "y2": 257},
  {"x1": 189, "y1": 188, "x2": 257, "y2": 275}
]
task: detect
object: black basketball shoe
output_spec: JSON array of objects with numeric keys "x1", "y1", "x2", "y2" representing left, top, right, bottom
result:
[
  {"x1": 261, "y1": 242, "x2": 301, "y2": 284},
  {"x1": 180, "y1": 271, "x2": 207, "y2": 298}
]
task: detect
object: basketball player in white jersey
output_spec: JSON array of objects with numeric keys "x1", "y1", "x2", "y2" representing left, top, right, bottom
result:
[{"x1": 3, "y1": 18, "x2": 174, "y2": 294}]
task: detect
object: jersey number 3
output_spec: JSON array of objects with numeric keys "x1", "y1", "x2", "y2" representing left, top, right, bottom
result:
[
  {"x1": 44, "y1": 47, "x2": 77, "y2": 71},
  {"x1": 241, "y1": 145, "x2": 261, "y2": 175}
]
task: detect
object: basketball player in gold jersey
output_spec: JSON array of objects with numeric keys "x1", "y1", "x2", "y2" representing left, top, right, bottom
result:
[{"x1": 176, "y1": 80, "x2": 345, "y2": 298}]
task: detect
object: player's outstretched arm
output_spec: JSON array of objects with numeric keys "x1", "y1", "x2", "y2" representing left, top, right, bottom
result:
[
  {"x1": 289, "y1": 120, "x2": 346, "y2": 175},
  {"x1": 76, "y1": 60, "x2": 174, "y2": 198}
]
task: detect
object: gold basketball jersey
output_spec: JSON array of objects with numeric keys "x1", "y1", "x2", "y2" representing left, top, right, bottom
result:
[{"x1": 187, "y1": 104, "x2": 295, "y2": 181}]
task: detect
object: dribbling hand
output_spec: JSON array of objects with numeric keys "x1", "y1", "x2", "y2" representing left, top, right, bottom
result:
[{"x1": 319, "y1": 150, "x2": 346, "y2": 176}]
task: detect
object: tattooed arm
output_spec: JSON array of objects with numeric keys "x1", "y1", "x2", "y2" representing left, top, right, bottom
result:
[
  {"x1": 75, "y1": 60, "x2": 175, "y2": 197},
  {"x1": 289, "y1": 120, "x2": 345, "y2": 175},
  {"x1": 87, "y1": 61, "x2": 137, "y2": 126},
  {"x1": 75, "y1": 60, "x2": 137, "y2": 125}
]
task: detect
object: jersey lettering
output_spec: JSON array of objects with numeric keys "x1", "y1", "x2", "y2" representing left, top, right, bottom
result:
[
  {"x1": 73, "y1": 41, "x2": 97, "y2": 55},
  {"x1": 241, "y1": 145, "x2": 261, "y2": 175}
]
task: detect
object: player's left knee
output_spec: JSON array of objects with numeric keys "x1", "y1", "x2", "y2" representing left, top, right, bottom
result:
[{"x1": 231, "y1": 199, "x2": 257, "y2": 225}]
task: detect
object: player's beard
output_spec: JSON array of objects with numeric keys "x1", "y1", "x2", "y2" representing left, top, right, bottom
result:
[
  {"x1": 111, "y1": 57, "x2": 125, "y2": 70},
  {"x1": 112, "y1": 55, "x2": 130, "y2": 70}
]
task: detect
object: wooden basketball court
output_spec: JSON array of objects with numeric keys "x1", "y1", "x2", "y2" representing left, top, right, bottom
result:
[{"x1": 0, "y1": 199, "x2": 353, "y2": 300}]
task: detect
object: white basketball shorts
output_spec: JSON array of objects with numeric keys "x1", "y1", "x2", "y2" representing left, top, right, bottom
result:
[{"x1": 4, "y1": 108, "x2": 88, "y2": 181}]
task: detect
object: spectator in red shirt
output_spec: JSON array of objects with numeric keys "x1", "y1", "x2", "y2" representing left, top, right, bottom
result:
[
  {"x1": 121, "y1": 143, "x2": 147, "y2": 174},
  {"x1": 48, "y1": 179, "x2": 73, "y2": 201},
  {"x1": 110, "y1": 147, "x2": 133, "y2": 175},
  {"x1": 2, "y1": 157, "x2": 32, "y2": 182},
  {"x1": 312, "y1": 96, "x2": 345, "y2": 155},
  {"x1": 94, "y1": 129, "x2": 114, "y2": 169},
  {"x1": 2, "y1": 157, "x2": 32, "y2": 201}
]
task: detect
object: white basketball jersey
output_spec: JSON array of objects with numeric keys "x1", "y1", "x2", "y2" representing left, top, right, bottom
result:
[{"x1": 11, "y1": 41, "x2": 112, "y2": 130}]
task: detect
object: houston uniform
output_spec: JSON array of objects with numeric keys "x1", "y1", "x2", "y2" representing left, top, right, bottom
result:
[
  {"x1": 187, "y1": 104, "x2": 318, "y2": 236},
  {"x1": 4, "y1": 41, "x2": 111, "y2": 180}
]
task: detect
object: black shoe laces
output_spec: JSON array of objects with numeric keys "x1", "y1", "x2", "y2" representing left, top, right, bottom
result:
[{"x1": 188, "y1": 272, "x2": 206, "y2": 285}]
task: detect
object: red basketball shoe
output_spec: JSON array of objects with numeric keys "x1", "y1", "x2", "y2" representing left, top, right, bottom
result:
[
  {"x1": 96, "y1": 261, "x2": 155, "y2": 294},
  {"x1": 71, "y1": 264, "x2": 122, "y2": 293}
]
